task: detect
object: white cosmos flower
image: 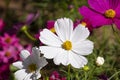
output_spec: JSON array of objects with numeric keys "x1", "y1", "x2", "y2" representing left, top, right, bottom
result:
[
  {"x1": 39, "y1": 18, "x2": 94, "y2": 68},
  {"x1": 12, "y1": 47, "x2": 48, "y2": 80}
]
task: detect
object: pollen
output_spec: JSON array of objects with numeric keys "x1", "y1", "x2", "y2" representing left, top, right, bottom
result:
[
  {"x1": 104, "y1": 9, "x2": 116, "y2": 18},
  {"x1": 5, "y1": 51, "x2": 11, "y2": 57},
  {"x1": 28, "y1": 63, "x2": 37, "y2": 72},
  {"x1": 50, "y1": 27, "x2": 55, "y2": 33},
  {"x1": 62, "y1": 40, "x2": 72, "y2": 50},
  {"x1": 5, "y1": 38, "x2": 11, "y2": 43},
  {"x1": 81, "y1": 22, "x2": 87, "y2": 26}
]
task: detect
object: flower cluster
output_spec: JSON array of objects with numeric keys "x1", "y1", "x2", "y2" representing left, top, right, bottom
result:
[{"x1": 0, "y1": 19, "x2": 32, "y2": 79}]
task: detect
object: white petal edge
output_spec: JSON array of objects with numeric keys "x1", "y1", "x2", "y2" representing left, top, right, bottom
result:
[
  {"x1": 69, "y1": 51, "x2": 88, "y2": 68},
  {"x1": 24, "y1": 73, "x2": 33, "y2": 80},
  {"x1": 53, "y1": 50, "x2": 69, "y2": 65},
  {"x1": 12, "y1": 61, "x2": 23, "y2": 69},
  {"x1": 54, "y1": 18, "x2": 73, "y2": 41},
  {"x1": 39, "y1": 46, "x2": 62, "y2": 59},
  {"x1": 20, "y1": 50, "x2": 30, "y2": 60},
  {"x1": 14, "y1": 69, "x2": 28, "y2": 80},
  {"x1": 71, "y1": 24, "x2": 90, "y2": 42},
  {"x1": 72, "y1": 40, "x2": 94, "y2": 55},
  {"x1": 40, "y1": 29, "x2": 62, "y2": 47}
]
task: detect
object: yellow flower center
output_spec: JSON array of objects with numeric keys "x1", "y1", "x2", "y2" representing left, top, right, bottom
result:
[
  {"x1": 62, "y1": 40, "x2": 72, "y2": 50},
  {"x1": 50, "y1": 27, "x2": 55, "y2": 33},
  {"x1": 104, "y1": 9, "x2": 116, "y2": 18},
  {"x1": 5, "y1": 51, "x2": 11, "y2": 57},
  {"x1": 5, "y1": 38, "x2": 11, "y2": 43},
  {"x1": 81, "y1": 22, "x2": 87, "y2": 26},
  {"x1": 28, "y1": 63, "x2": 37, "y2": 72}
]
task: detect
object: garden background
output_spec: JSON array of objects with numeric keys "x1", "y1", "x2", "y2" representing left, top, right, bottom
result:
[{"x1": 0, "y1": 0, "x2": 120, "y2": 80}]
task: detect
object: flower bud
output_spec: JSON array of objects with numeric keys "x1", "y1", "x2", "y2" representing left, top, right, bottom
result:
[
  {"x1": 96, "y1": 56, "x2": 105, "y2": 66},
  {"x1": 83, "y1": 65, "x2": 89, "y2": 71}
]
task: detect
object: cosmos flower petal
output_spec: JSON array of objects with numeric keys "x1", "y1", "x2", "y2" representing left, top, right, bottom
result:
[
  {"x1": 79, "y1": 6, "x2": 113, "y2": 28},
  {"x1": 20, "y1": 50, "x2": 30, "y2": 60},
  {"x1": 47, "y1": 20, "x2": 55, "y2": 29},
  {"x1": 30, "y1": 72, "x2": 41, "y2": 80},
  {"x1": 115, "y1": 6, "x2": 120, "y2": 18},
  {"x1": 24, "y1": 73, "x2": 33, "y2": 80},
  {"x1": 37, "y1": 57, "x2": 48, "y2": 68},
  {"x1": 72, "y1": 40, "x2": 94, "y2": 55},
  {"x1": 54, "y1": 18, "x2": 73, "y2": 41},
  {"x1": 12, "y1": 61, "x2": 23, "y2": 69},
  {"x1": 107, "y1": 0, "x2": 120, "y2": 9},
  {"x1": 71, "y1": 25, "x2": 90, "y2": 42},
  {"x1": 31, "y1": 47, "x2": 40, "y2": 61},
  {"x1": 88, "y1": 0, "x2": 108, "y2": 13},
  {"x1": 30, "y1": 47, "x2": 48, "y2": 69},
  {"x1": 40, "y1": 29, "x2": 62, "y2": 47},
  {"x1": 36, "y1": 72, "x2": 41, "y2": 79},
  {"x1": 53, "y1": 50, "x2": 69, "y2": 65},
  {"x1": 14, "y1": 69, "x2": 28, "y2": 80},
  {"x1": 69, "y1": 51, "x2": 88, "y2": 68},
  {"x1": 40, "y1": 46, "x2": 62, "y2": 59}
]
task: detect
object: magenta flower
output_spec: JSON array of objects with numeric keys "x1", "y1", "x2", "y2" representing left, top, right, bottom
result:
[
  {"x1": 0, "y1": 18, "x2": 5, "y2": 31},
  {"x1": 49, "y1": 71, "x2": 66, "y2": 80},
  {"x1": 81, "y1": 18, "x2": 94, "y2": 32},
  {"x1": 0, "y1": 33, "x2": 19, "y2": 46},
  {"x1": 0, "y1": 46, "x2": 18, "y2": 63},
  {"x1": 73, "y1": 19, "x2": 81, "y2": 28},
  {"x1": 79, "y1": 0, "x2": 120, "y2": 29}
]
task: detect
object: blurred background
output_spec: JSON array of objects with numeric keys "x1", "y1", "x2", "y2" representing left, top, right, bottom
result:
[{"x1": 0, "y1": 0, "x2": 120, "y2": 80}]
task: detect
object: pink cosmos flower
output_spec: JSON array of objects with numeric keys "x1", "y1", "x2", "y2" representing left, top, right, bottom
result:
[
  {"x1": 49, "y1": 71, "x2": 66, "y2": 80},
  {"x1": 81, "y1": 18, "x2": 94, "y2": 32},
  {"x1": 0, "y1": 33, "x2": 19, "y2": 46},
  {"x1": 79, "y1": 0, "x2": 120, "y2": 29},
  {"x1": 0, "y1": 46, "x2": 18, "y2": 63}
]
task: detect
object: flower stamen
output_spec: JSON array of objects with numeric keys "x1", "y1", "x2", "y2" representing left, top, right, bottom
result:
[
  {"x1": 81, "y1": 22, "x2": 87, "y2": 26},
  {"x1": 50, "y1": 27, "x2": 55, "y2": 33},
  {"x1": 104, "y1": 9, "x2": 116, "y2": 18},
  {"x1": 5, "y1": 38, "x2": 11, "y2": 43},
  {"x1": 28, "y1": 63, "x2": 37, "y2": 72},
  {"x1": 62, "y1": 40, "x2": 72, "y2": 50},
  {"x1": 5, "y1": 51, "x2": 11, "y2": 57}
]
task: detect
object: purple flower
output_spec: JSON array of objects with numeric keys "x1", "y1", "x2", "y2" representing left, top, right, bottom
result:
[
  {"x1": 49, "y1": 71, "x2": 66, "y2": 80},
  {"x1": 74, "y1": 19, "x2": 81, "y2": 28},
  {"x1": 81, "y1": 18, "x2": 94, "y2": 32},
  {"x1": 0, "y1": 46, "x2": 18, "y2": 63},
  {"x1": 79, "y1": 0, "x2": 120, "y2": 29},
  {"x1": 0, "y1": 33, "x2": 19, "y2": 46},
  {"x1": 0, "y1": 33, "x2": 32, "y2": 63},
  {"x1": 98, "y1": 73, "x2": 109, "y2": 80}
]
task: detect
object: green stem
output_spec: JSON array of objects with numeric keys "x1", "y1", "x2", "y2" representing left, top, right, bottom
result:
[
  {"x1": 67, "y1": 65, "x2": 71, "y2": 80},
  {"x1": 109, "y1": 70, "x2": 120, "y2": 80},
  {"x1": 23, "y1": 30, "x2": 36, "y2": 41},
  {"x1": 88, "y1": 66, "x2": 96, "y2": 80},
  {"x1": 84, "y1": 71, "x2": 87, "y2": 80},
  {"x1": 111, "y1": 25, "x2": 120, "y2": 43}
]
